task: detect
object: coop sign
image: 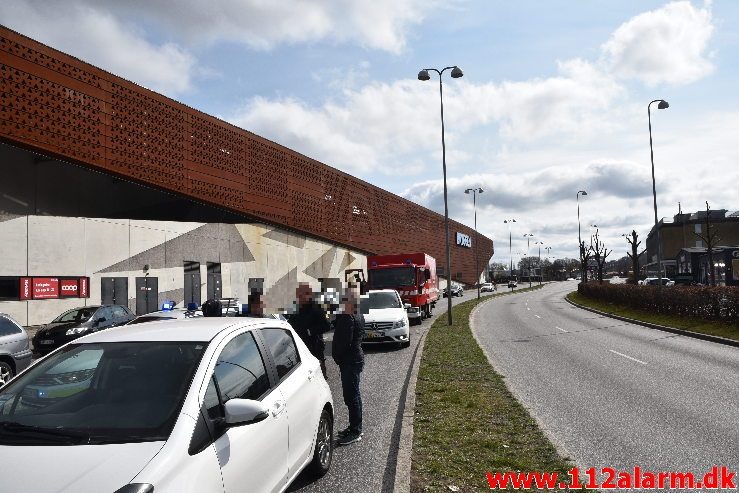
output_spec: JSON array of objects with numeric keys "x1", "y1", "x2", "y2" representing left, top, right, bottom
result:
[{"x1": 456, "y1": 232, "x2": 472, "y2": 248}]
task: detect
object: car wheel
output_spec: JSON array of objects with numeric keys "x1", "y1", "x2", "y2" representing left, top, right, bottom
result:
[
  {"x1": 308, "y1": 408, "x2": 333, "y2": 478},
  {"x1": 0, "y1": 360, "x2": 14, "y2": 386}
]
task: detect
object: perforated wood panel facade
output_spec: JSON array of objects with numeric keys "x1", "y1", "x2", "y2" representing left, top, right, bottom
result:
[{"x1": 0, "y1": 27, "x2": 493, "y2": 285}]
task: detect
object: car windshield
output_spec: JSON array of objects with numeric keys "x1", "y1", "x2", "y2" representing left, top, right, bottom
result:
[
  {"x1": 52, "y1": 308, "x2": 97, "y2": 323},
  {"x1": 0, "y1": 342, "x2": 206, "y2": 445},
  {"x1": 369, "y1": 267, "x2": 415, "y2": 289},
  {"x1": 368, "y1": 292, "x2": 401, "y2": 309}
]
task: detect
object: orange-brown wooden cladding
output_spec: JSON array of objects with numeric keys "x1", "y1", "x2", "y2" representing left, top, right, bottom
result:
[{"x1": 0, "y1": 27, "x2": 493, "y2": 284}]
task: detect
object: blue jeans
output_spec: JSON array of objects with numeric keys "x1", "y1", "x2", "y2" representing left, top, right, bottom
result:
[{"x1": 339, "y1": 362, "x2": 363, "y2": 434}]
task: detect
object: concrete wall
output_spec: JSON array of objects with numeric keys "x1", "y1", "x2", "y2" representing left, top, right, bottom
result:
[{"x1": 0, "y1": 215, "x2": 366, "y2": 325}]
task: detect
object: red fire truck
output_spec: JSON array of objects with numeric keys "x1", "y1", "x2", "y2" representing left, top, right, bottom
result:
[{"x1": 366, "y1": 253, "x2": 439, "y2": 324}]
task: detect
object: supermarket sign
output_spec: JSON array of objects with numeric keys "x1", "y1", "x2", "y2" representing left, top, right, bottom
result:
[{"x1": 19, "y1": 277, "x2": 90, "y2": 300}]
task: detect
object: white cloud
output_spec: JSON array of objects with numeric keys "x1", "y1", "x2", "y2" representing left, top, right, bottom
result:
[
  {"x1": 0, "y1": 1, "x2": 196, "y2": 96},
  {"x1": 601, "y1": 1, "x2": 714, "y2": 86},
  {"x1": 76, "y1": 0, "x2": 438, "y2": 54}
]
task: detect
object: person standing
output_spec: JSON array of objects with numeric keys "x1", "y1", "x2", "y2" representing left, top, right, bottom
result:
[
  {"x1": 288, "y1": 283, "x2": 329, "y2": 377},
  {"x1": 332, "y1": 289, "x2": 365, "y2": 445}
]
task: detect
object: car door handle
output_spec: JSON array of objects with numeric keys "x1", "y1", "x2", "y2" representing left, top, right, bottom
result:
[{"x1": 272, "y1": 400, "x2": 286, "y2": 417}]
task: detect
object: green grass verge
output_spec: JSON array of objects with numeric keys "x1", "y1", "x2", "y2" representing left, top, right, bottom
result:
[
  {"x1": 412, "y1": 286, "x2": 580, "y2": 492},
  {"x1": 567, "y1": 291, "x2": 738, "y2": 342}
]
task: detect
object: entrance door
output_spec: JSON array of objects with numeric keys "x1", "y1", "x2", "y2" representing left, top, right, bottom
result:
[
  {"x1": 207, "y1": 262, "x2": 222, "y2": 300},
  {"x1": 135, "y1": 277, "x2": 158, "y2": 315},
  {"x1": 101, "y1": 277, "x2": 128, "y2": 306},
  {"x1": 183, "y1": 261, "x2": 201, "y2": 306}
]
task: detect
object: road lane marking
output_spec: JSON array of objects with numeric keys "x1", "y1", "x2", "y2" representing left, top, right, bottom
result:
[
  {"x1": 555, "y1": 326, "x2": 568, "y2": 333},
  {"x1": 609, "y1": 350, "x2": 647, "y2": 365},
  {"x1": 534, "y1": 315, "x2": 541, "y2": 318}
]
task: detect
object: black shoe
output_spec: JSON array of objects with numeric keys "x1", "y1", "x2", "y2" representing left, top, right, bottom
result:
[
  {"x1": 337, "y1": 427, "x2": 352, "y2": 439},
  {"x1": 337, "y1": 431, "x2": 363, "y2": 446}
]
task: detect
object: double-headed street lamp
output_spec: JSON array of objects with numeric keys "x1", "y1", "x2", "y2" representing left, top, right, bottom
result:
[
  {"x1": 418, "y1": 65, "x2": 463, "y2": 325},
  {"x1": 465, "y1": 187, "x2": 484, "y2": 299},
  {"x1": 577, "y1": 190, "x2": 588, "y2": 280},
  {"x1": 504, "y1": 219, "x2": 516, "y2": 288},
  {"x1": 523, "y1": 233, "x2": 534, "y2": 288},
  {"x1": 648, "y1": 99, "x2": 669, "y2": 291}
]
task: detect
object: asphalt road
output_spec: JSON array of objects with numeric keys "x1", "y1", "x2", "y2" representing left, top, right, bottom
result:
[
  {"x1": 290, "y1": 288, "x2": 498, "y2": 493},
  {"x1": 472, "y1": 281, "x2": 739, "y2": 487}
]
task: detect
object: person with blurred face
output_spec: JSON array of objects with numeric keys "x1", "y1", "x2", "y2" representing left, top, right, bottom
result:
[
  {"x1": 287, "y1": 282, "x2": 328, "y2": 377},
  {"x1": 331, "y1": 286, "x2": 365, "y2": 445}
]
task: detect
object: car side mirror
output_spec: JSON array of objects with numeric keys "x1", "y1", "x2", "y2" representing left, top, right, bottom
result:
[
  {"x1": 403, "y1": 303, "x2": 411, "y2": 309},
  {"x1": 224, "y1": 399, "x2": 269, "y2": 426},
  {"x1": 95, "y1": 317, "x2": 107, "y2": 325}
]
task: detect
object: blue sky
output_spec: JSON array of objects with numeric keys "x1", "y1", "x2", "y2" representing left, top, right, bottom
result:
[{"x1": 2, "y1": 1, "x2": 737, "y2": 264}]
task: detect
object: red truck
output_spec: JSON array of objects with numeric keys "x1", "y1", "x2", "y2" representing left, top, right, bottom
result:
[{"x1": 366, "y1": 253, "x2": 440, "y2": 324}]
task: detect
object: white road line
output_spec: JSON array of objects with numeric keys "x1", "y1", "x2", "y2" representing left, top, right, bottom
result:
[
  {"x1": 534, "y1": 315, "x2": 541, "y2": 319},
  {"x1": 555, "y1": 326, "x2": 568, "y2": 333},
  {"x1": 609, "y1": 350, "x2": 647, "y2": 365}
]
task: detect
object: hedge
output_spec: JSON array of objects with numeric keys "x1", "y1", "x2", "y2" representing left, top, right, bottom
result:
[{"x1": 577, "y1": 283, "x2": 739, "y2": 324}]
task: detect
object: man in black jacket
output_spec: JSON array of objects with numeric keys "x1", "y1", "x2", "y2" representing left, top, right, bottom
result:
[
  {"x1": 288, "y1": 283, "x2": 329, "y2": 377},
  {"x1": 332, "y1": 288, "x2": 365, "y2": 445}
]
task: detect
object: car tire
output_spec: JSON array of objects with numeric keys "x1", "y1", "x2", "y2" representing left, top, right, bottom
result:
[
  {"x1": 0, "y1": 360, "x2": 14, "y2": 386},
  {"x1": 308, "y1": 408, "x2": 333, "y2": 478},
  {"x1": 400, "y1": 339, "x2": 411, "y2": 349}
]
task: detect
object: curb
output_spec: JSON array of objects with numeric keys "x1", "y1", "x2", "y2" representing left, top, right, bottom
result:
[
  {"x1": 565, "y1": 295, "x2": 739, "y2": 348},
  {"x1": 392, "y1": 327, "x2": 429, "y2": 493}
]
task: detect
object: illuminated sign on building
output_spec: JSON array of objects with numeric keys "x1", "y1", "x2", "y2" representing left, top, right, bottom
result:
[{"x1": 456, "y1": 232, "x2": 472, "y2": 248}]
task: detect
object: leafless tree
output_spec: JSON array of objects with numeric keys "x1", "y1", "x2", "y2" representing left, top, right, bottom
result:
[
  {"x1": 624, "y1": 230, "x2": 645, "y2": 284},
  {"x1": 590, "y1": 229, "x2": 612, "y2": 283},
  {"x1": 579, "y1": 240, "x2": 592, "y2": 282},
  {"x1": 694, "y1": 201, "x2": 721, "y2": 286}
]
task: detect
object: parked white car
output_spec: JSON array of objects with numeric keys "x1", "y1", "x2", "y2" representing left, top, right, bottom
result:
[
  {"x1": 480, "y1": 282, "x2": 495, "y2": 292},
  {"x1": 638, "y1": 277, "x2": 675, "y2": 286},
  {"x1": 0, "y1": 318, "x2": 334, "y2": 493},
  {"x1": 363, "y1": 290, "x2": 411, "y2": 348}
]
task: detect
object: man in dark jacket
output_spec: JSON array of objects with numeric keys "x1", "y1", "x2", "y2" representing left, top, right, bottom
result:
[
  {"x1": 332, "y1": 289, "x2": 365, "y2": 445},
  {"x1": 288, "y1": 283, "x2": 329, "y2": 377}
]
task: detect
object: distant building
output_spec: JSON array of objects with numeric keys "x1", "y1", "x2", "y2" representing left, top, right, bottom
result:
[
  {"x1": 646, "y1": 209, "x2": 739, "y2": 278},
  {"x1": 676, "y1": 246, "x2": 739, "y2": 286}
]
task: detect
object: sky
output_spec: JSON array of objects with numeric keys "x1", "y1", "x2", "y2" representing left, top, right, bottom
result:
[{"x1": 2, "y1": 0, "x2": 737, "y2": 265}]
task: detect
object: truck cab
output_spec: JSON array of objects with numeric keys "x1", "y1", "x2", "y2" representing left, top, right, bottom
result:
[{"x1": 366, "y1": 253, "x2": 439, "y2": 324}]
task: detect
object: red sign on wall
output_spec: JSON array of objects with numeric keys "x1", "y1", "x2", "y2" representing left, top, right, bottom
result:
[
  {"x1": 18, "y1": 277, "x2": 90, "y2": 300},
  {"x1": 79, "y1": 277, "x2": 89, "y2": 298},
  {"x1": 19, "y1": 277, "x2": 32, "y2": 300},
  {"x1": 60, "y1": 279, "x2": 79, "y2": 297},
  {"x1": 32, "y1": 278, "x2": 59, "y2": 299}
]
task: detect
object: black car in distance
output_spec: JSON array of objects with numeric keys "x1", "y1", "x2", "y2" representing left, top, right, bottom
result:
[{"x1": 31, "y1": 305, "x2": 134, "y2": 355}]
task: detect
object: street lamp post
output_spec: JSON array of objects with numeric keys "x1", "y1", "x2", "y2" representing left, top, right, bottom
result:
[
  {"x1": 504, "y1": 219, "x2": 516, "y2": 290},
  {"x1": 648, "y1": 99, "x2": 669, "y2": 292},
  {"x1": 577, "y1": 190, "x2": 588, "y2": 280},
  {"x1": 535, "y1": 241, "x2": 544, "y2": 285},
  {"x1": 418, "y1": 65, "x2": 464, "y2": 325},
  {"x1": 523, "y1": 233, "x2": 534, "y2": 288},
  {"x1": 465, "y1": 187, "x2": 484, "y2": 299},
  {"x1": 544, "y1": 246, "x2": 552, "y2": 281}
]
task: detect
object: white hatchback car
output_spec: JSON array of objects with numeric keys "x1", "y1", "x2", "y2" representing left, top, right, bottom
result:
[
  {"x1": 0, "y1": 318, "x2": 333, "y2": 493},
  {"x1": 363, "y1": 289, "x2": 410, "y2": 348}
]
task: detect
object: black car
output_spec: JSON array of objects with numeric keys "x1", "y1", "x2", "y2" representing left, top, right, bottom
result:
[{"x1": 31, "y1": 305, "x2": 134, "y2": 354}]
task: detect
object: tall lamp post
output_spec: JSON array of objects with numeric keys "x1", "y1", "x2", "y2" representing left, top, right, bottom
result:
[
  {"x1": 535, "y1": 241, "x2": 544, "y2": 285},
  {"x1": 418, "y1": 66, "x2": 463, "y2": 325},
  {"x1": 465, "y1": 187, "x2": 484, "y2": 299},
  {"x1": 648, "y1": 99, "x2": 669, "y2": 292},
  {"x1": 577, "y1": 190, "x2": 588, "y2": 280},
  {"x1": 523, "y1": 233, "x2": 534, "y2": 288},
  {"x1": 544, "y1": 246, "x2": 552, "y2": 281},
  {"x1": 504, "y1": 219, "x2": 516, "y2": 289}
]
